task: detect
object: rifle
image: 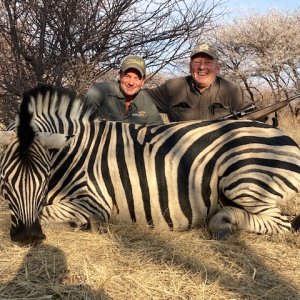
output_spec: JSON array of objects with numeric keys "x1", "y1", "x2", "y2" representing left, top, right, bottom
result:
[{"x1": 218, "y1": 94, "x2": 300, "y2": 121}]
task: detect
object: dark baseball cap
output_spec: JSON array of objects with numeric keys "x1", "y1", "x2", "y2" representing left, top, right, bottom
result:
[
  {"x1": 190, "y1": 43, "x2": 219, "y2": 60},
  {"x1": 121, "y1": 55, "x2": 146, "y2": 77}
]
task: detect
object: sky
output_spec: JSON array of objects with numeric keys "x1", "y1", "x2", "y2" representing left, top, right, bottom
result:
[{"x1": 222, "y1": 0, "x2": 299, "y2": 20}]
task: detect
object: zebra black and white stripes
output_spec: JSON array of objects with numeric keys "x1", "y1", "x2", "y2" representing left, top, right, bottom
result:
[{"x1": 1, "y1": 85, "x2": 300, "y2": 243}]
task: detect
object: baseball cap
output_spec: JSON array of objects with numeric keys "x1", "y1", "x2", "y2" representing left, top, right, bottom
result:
[
  {"x1": 120, "y1": 55, "x2": 146, "y2": 77},
  {"x1": 190, "y1": 43, "x2": 219, "y2": 60}
]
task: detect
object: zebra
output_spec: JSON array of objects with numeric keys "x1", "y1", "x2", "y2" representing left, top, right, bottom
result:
[{"x1": 0, "y1": 85, "x2": 300, "y2": 244}]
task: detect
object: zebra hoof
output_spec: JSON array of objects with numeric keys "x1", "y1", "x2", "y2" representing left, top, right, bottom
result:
[
  {"x1": 90, "y1": 221, "x2": 108, "y2": 233},
  {"x1": 89, "y1": 215, "x2": 107, "y2": 233},
  {"x1": 211, "y1": 228, "x2": 232, "y2": 240}
]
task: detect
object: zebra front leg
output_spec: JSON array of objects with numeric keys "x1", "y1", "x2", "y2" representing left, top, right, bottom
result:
[
  {"x1": 39, "y1": 202, "x2": 110, "y2": 232},
  {"x1": 208, "y1": 206, "x2": 291, "y2": 239}
]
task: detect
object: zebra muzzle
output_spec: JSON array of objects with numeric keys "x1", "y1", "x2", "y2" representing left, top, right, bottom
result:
[{"x1": 10, "y1": 219, "x2": 46, "y2": 244}]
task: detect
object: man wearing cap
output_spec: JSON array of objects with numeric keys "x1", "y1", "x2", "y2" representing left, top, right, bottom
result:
[
  {"x1": 145, "y1": 43, "x2": 254, "y2": 121},
  {"x1": 85, "y1": 55, "x2": 163, "y2": 125}
]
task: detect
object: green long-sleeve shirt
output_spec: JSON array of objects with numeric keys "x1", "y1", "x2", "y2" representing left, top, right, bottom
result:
[{"x1": 85, "y1": 80, "x2": 163, "y2": 125}]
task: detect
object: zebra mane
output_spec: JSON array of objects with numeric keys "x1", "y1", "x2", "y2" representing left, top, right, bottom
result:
[{"x1": 17, "y1": 84, "x2": 88, "y2": 156}]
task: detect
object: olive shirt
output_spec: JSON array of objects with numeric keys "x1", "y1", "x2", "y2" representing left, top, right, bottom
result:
[
  {"x1": 84, "y1": 80, "x2": 163, "y2": 125},
  {"x1": 145, "y1": 75, "x2": 254, "y2": 122}
]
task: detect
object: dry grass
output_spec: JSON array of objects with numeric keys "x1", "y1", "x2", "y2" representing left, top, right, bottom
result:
[
  {"x1": 1, "y1": 114, "x2": 300, "y2": 300},
  {"x1": 1, "y1": 202, "x2": 300, "y2": 300},
  {"x1": 277, "y1": 111, "x2": 300, "y2": 145}
]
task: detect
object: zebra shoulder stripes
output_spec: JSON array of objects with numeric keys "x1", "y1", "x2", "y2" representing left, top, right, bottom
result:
[{"x1": 0, "y1": 85, "x2": 300, "y2": 243}]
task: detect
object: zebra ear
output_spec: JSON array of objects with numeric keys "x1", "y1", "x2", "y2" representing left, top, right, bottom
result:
[
  {"x1": 35, "y1": 132, "x2": 73, "y2": 150},
  {"x1": 0, "y1": 131, "x2": 17, "y2": 147}
]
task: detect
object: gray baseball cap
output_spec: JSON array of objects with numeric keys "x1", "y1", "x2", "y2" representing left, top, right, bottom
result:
[
  {"x1": 121, "y1": 55, "x2": 146, "y2": 77},
  {"x1": 190, "y1": 43, "x2": 219, "y2": 60}
]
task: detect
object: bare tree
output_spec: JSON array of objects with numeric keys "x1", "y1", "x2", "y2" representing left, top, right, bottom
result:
[
  {"x1": 0, "y1": 0, "x2": 224, "y2": 126},
  {"x1": 212, "y1": 10, "x2": 300, "y2": 107}
]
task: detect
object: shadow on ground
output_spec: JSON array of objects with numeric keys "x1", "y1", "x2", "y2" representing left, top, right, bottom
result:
[{"x1": 0, "y1": 244, "x2": 110, "y2": 300}]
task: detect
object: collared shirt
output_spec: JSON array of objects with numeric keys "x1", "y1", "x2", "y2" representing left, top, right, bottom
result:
[
  {"x1": 84, "y1": 80, "x2": 163, "y2": 125},
  {"x1": 146, "y1": 75, "x2": 254, "y2": 122}
]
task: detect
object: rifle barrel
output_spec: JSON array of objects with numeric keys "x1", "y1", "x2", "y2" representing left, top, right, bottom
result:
[
  {"x1": 241, "y1": 94, "x2": 300, "y2": 121},
  {"x1": 216, "y1": 94, "x2": 300, "y2": 121},
  {"x1": 241, "y1": 101, "x2": 287, "y2": 120}
]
